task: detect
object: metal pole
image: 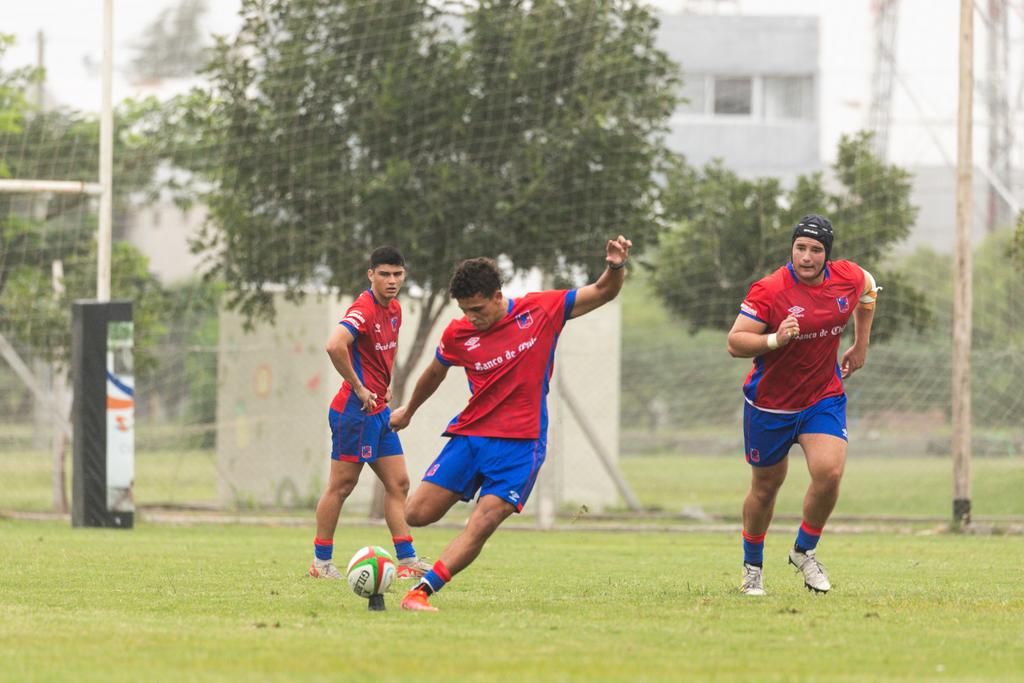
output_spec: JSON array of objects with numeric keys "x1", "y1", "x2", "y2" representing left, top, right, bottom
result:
[
  {"x1": 97, "y1": 0, "x2": 114, "y2": 302},
  {"x1": 952, "y1": 0, "x2": 974, "y2": 529}
]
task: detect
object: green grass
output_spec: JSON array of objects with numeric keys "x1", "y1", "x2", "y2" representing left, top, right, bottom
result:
[
  {"x1": 0, "y1": 448, "x2": 218, "y2": 512},
  {"x1": 620, "y1": 455, "x2": 1024, "y2": 519},
  {"x1": 1, "y1": 520, "x2": 1022, "y2": 682},
  {"x1": 4, "y1": 447, "x2": 1023, "y2": 521}
]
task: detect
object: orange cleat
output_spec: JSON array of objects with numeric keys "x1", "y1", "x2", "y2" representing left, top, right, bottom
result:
[{"x1": 400, "y1": 588, "x2": 438, "y2": 612}]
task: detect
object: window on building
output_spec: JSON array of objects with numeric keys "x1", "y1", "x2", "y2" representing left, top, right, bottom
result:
[
  {"x1": 713, "y1": 77, "x2": 752, "y2": 115},
  {"x1": 763, "y1": 76, "x2": 814, "y2": 120}
]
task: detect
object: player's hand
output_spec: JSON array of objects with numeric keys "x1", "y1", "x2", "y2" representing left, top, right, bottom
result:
[
  {"x1": 389, "y1": 406, "x2": 411, "y2": 432},
  {"x1": 355, "y1": 386, "x2": 378, "y2": 412},
  {"x1": 776, "y1": 314, "x2": 800, "y2": 347},
  {"x1": 606, "y1": 235, "x2": 632, "y2": 268},
  {"x1": 841, "y1": 344, "x2": 868, "y2": 378}
]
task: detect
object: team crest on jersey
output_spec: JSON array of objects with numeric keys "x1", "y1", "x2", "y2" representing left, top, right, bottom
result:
[
  {"x1": 390, "y1": 316, "x2": 398, "y2": 330},
  {"x1": 748, "y1": 448, "x2": 760, "y2": 463},
  {"x1": 787, "y1": 305, "x2": 805, "y2": 318},
  {"x1": 361, "y1": 445, "x2": 373, "y2": 459},
  {"x1": 465, "y1": 336, "x2": 481, "y2": 350},
  {"x1": 516, "y1": 310, "x2": 534, "y2": 329},
  {"x1": 836, "y1": 296, "x2": 850, "y2": 313}
]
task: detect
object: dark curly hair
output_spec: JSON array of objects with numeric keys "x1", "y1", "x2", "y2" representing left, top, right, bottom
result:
[{"x1": 448, "y1": 257, "x2": 502, "y2": 299}]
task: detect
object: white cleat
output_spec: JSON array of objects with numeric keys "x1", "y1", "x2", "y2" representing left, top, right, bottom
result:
[
  {"x1": 396, "y1": 557, "x2": 433, "y2": 580},
  {"x1": 740, "y1": 563, "x2": 766, "y2": 596},
  {"x1": 308, "y1": 559, "x2": 343, "y2": 580},
  {"x1": 789, "y1": 549, "x2": 831, "y2": 593}
]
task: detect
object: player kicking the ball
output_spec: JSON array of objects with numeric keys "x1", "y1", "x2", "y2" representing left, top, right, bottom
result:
[
  {"x1": 727, "y1": 215, "x2": 879, "y2": 595},
  {"x1": 389, "y1": 236, "x2": 632, "y2": 611},
  {"x1": 309, "y1": 246, "x2": 431, "y2": 581}
]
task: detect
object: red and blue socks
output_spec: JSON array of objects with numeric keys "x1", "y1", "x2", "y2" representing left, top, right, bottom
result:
[
  {"x1": 314, "y1": 536, "x2": 333, "y2": 562},
  {"x1": 742, "y1": 530, "x2": 765, "y2": 567},
  {"x1": 417, "y1": 560, "x2": 452, "y2": 596},
  {"x1": 392, "y1": 535, "x2": 417, "y2": 562},
  {"x1": 795, "y1": 521, "x2": 823, "y2": 553}
]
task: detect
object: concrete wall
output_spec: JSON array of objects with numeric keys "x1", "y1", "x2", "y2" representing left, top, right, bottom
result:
[
  {"x1": 216, "y1": 291, "x2": 622, "y2": 513},
  {"x1": 657, "y1": 14, "x2": 820, "y2": 181}
]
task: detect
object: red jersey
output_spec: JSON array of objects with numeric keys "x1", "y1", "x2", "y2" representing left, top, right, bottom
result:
[
  {"x1": 435, "y1": 289, "x2": 577, "y2": 439},
  {"x1": 330, "y1": 289, "x2": 401, "y2": 416},
  {"x1": 738, "y1": 260, "x2": 865, "y2": 412}
]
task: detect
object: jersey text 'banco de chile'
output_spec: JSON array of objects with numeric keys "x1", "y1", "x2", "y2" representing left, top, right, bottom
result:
[
  {"x1": 330, "y1": 289, "x2": 401, "y2": 416},
  {"x1": 739, "y1": 260, "x2": 865, "y2": 412},
  {"x1": 435, "y1": 289, "x2": 577, "y2": 439}
]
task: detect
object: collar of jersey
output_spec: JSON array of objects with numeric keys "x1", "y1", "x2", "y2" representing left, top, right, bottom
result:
[
  {"x1": 787, "y1": 261, "x2": 830, "y2": 285},
  {"x1": 366, "y1": 287, "x2": 387, "y2": 307},
  {"x1": 506, "y1": 297, "x2": 515, "y2": 313}
]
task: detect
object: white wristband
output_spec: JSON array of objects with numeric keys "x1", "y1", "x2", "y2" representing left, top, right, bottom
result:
[{"x1": 766, "y1": 332, "x2": 779, "y2": 350}]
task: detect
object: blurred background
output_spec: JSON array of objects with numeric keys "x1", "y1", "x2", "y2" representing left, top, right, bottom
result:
[{"x1": 1, "y1": 0, "x2": 1021, "y2": 526}]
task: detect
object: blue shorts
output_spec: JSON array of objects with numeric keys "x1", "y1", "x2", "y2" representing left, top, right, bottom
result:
[
  {"x1": 422, "y1": 435, "x2": 546, "y2": 512},
  {"x1": 329, "y1": 407, "x2": 403, "y2": 463},
  {"x1": 743, "y1": 394, "x2": 848, "y2": 467}
]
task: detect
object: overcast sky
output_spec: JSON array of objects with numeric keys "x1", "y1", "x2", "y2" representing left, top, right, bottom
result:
[{"x1": 3, "y1": 0, "x2": 1020, "y2": 169}]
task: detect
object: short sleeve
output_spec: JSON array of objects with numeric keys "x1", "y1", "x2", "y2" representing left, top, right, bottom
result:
[
  {"x1": 530, "y1": 290, "x2": 572, "y2": 333},
  {"x1": 435, "y1": 322, "x2": 460, "y2": 367},
  {"x1": 339, "y1": 298, "x2": 372, "y2": 337},
  {"x1": 739, "y1": 280, "x2": 771, "y2": 325}
]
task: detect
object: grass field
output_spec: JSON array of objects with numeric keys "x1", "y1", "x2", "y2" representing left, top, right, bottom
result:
[
  {"x1": 1, "y1": 520, "x2": 1022, "y2": 682},
  {"x1": 3, "y1": 445, "x2": 1023, "y2": 520}
]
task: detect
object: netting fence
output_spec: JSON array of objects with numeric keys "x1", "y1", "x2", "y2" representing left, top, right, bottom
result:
[{"x1": 1, "y1": 1, "x2": 1022, "y2": 526}]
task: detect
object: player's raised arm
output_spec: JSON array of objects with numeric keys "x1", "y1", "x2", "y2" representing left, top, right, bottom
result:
[
  {"x1": 326, "y1": 325, "x2": 377, "y2": 411},
  {"x1": 570, "y1": 235, "x2": 632, "y2": 319},
  {"x1": 389, "y1": 357, "x2": 450, "y2": 431}
]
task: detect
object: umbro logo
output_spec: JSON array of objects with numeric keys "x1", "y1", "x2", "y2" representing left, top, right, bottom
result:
[
  {"x1": 465, "y1": 336, "x2": 481, "y2": 350},
  {"x1": 787, "y1": 306, "x2": 805, "y2": 318}
]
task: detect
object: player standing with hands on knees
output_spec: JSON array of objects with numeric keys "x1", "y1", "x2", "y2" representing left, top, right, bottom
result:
[
  {"x1": 726, "y1": 215, "x2": 880, "y2": 595},
  {"x1": 390, "y1": 236, "x2": 632, "y2": 612},
  {"x1": 308, "y1": 247, "x2": 432, "y2": 581}
]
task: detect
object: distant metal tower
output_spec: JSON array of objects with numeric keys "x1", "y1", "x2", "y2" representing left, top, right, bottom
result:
[
  {"x1": 984, "y1": 0, "x2": 1012, "y2": 231},
  {"x1": 868, "y1": 0, "x2": 899, "y2": 160}
]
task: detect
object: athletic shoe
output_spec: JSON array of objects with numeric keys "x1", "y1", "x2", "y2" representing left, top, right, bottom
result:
[
  {"x1": 789, "y1": 548, "x2": 831, "y2": 593},
  {"x1": 400, "y1": 588, "x2": 438, "y2": 612},
  {"x1": 396, "y1": 557, "x2": 433, "y2": 579},
  {"x1": 308, "y1": 559, "x2": 343, "y2": 580},
  {"x1": 740, "y1": 563, "x2": 766, "y2": 596}
]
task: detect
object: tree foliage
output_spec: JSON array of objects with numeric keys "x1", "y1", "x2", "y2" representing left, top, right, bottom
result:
[
  {"x1": 155, "y1": 0, "x2": 681, "y2": 396},
  {"x1": 0, "y1": 37, "x2": 165, "y2": 375},
  {"x1": 655, "y1": 132, "x2": 931, "y2": 342},
  {"x1": 128, "y1": 0, "x2": 210, "y2": 82}
]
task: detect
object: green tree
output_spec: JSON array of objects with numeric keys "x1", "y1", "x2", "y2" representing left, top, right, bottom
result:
[
  {"x1": 156, "y1": 0, "x2": 680, "y2": 397},
  {"x1": 128, "y1": 0, "x2": 209, "y2": 82},
  {"x1": 0, "y1": 37, "x2": 165, "y2": 375},
  {"x1": 655, "y1": 132, "x2": 931, "y2": 342}
]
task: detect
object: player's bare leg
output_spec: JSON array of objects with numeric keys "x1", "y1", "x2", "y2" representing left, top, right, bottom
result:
[
  {"x1": 371, "y1": 456, "x2": 431, "y2": 577},
  {"x1": 309, "y1": 459, "x2": 362, "y2": 579},
  {"x1": 402, "y1": 493, "x2": 514, "y2": 612},
  {"x1": 435, "y1": 494, "x2": 515, "y2": 574},
  {"x1": 743, "y1": 457, "x2": 788, "y2": 537},
  {"x1": 405, "y1": 481, "x2": 463, "y2": 527},
  {"x1": 740, "y1": 457, "x2": 787, "y2": 595},
  {"x1": 789, "y1": 433, "x2": 847, "y2": 593}
]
